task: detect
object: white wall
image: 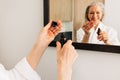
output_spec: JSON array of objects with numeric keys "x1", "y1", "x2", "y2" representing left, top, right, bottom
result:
[
  {"x1": 0, "y1": 0, "x2": 120, "y2": 80},
  {"x1": 104, "y1": 0, "x2": 120, "y2": 39},
  {"x1": 0, "y1": 0, "x2": 43, "y2": 68}
]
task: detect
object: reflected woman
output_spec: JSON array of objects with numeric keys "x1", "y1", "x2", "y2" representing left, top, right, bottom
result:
[{"x1": 77, "y1": 2, "x2": 120, "y2": 45}]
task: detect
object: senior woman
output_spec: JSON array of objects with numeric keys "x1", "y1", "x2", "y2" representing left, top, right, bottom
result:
[
  {"x1": 0, "y1": 21, "x2": 78, "y2": 80},
  {"x1": 77, "y1": 2, "x2": 120, "y2": 45}
]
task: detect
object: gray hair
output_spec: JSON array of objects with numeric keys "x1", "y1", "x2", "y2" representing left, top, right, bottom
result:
[{"x1": 85, "y1": 2, "x2": 105, "y2": 21}]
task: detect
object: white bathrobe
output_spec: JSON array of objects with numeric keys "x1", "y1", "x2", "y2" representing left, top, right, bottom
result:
[
  {"x1": 0, "y1": 58, "x2": 41, "y2": 80},
  {"x1": 77, "y1": 22, "x2": 120, "y2": 45}
]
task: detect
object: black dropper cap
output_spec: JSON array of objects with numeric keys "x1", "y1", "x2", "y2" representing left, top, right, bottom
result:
[
  {"x1": 51, "y1": 21, "x2": 57, "y2": 27},
  {"x1": 97, "y1": 28, "x2": 101, "y2": 35}
]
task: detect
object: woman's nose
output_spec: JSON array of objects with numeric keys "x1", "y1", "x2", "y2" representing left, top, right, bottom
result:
[{"x1": 93, "y1": 13, "x2": 97, "y2": 17}]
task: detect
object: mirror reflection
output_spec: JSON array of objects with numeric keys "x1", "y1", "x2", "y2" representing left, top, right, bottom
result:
[
  {"x1": 49, "y1": 0, "x2": 120, "y2": 46},
  {"x1": 76, "y1": 2, "x2": 120, "y2": 45}
]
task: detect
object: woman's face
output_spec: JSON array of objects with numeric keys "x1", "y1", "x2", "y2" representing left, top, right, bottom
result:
[{"x1": 88, "y1": 6, "x2": 103, "y2": 25}]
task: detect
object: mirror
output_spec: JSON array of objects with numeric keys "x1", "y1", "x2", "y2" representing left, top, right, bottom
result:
[{"x1": 44, "y1": 0, "x2": 120, "y2": 53}]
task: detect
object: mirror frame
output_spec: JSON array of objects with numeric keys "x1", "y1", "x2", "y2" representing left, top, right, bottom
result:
[{"x1": 44, "y1": 0, "x2": 120, "y2": 53}]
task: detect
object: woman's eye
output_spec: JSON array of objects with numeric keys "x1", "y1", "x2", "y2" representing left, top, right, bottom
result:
[
  {"x1": 89, "y1": 12, "x2": 94, "y2": 14},
  {"x1": 96, "y1": 12, "x2": 100, "y2": 14}
]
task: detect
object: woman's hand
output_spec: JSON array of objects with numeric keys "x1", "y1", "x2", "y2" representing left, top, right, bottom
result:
[
  {"x1": 56, "y1": 40, "x2": 78, "y2": 66},
  {"x1": 82, "y1": 21, "x2": 95, "y2": 34},
  {"x1": 56, "y1": 40, "x2": 78, "y2": 80},
  {"x1": 27, "y1": 20, "x2": 62, "y2": 69},
  {"x1": 37, "y1": 20, "x2": 62, "y2": 47},
  {"x1": 97, "y1": 31, "x2": 111, "y2": 45}
]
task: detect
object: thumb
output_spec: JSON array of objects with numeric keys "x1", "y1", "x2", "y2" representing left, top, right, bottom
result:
[
  {"x1": 56, "y1": 41, "x2": 61, "y2": 54},
  {"x1": 45, "y1": 20, "x2": 52, "y2": 29}
]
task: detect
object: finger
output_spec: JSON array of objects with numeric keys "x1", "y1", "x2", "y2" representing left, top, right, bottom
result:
[
  {"x1": 98, "y1": 35, "x2": 102, "y2": 41},
  {"x1": 82, "y1": 25, "x2": 87, "y2": 30},
  {"x1": 56, "y1": 41, "x2": 61, "y2": 53},
  {"x1": 86, "y1": 26, "x2": 91, "y2": 30},
  {"x1": 64, "y1": 40, "x2": 72, "y2": 47},
  {"x1": 84, "y1": 22, "x2": 92, "y2": 30},
  {"x1": 87, "y1": 24, "x2": 94, "y2": 30},
  {"x1": 85, "y1": 21, "x2": 90, "y2": 25},
  {"x1": 49, "y1": 26, "x2": 54, "y2": 32},
  {"x1": 49, "y1": 20, "x2": 62, "y2": 33},
  {"x1": 67, "y1": 40, "x2": 72, "y2": 45},
  {"x1": 103, "y1": 36, "x2": 108, "y2": 42},
  {"x1": 45, "y1": 20, "x2": 52, "y2": 29},
  {"x1": 99, "y1": 31, "x2": 105, "y2": 35},
  {"x1": 53, "y1": 30, "x2": 60, "y2": 36},
  {"x1": 52, "y1": 27, "x2": 62, "y2": 36},
  {"x1": 56, "y1": 20, "x2": 62, "y2": 30},
  {"x1": 57, "y1": 20, "x2": 62, "y2": 26}
]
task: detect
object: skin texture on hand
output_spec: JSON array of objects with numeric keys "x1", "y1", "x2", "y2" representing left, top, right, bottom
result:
[
  {"x1": 81, "y1": 21, "x2": 95, "y2": 43},
  {"x1": 37, "y1": 20, "x2": 62, "y2": 47},
  {"x1": 26, "y1": 20, "x2": 62, "y2": 69},
  {"x1": 82, "y1": 21, "x2": 95, "y2": 34},
  {"x1": 56, "y1": 40, "x2": 78, "y2": 80},
  {"x1": 97, "y1": 31, "x2": 111, "y2": 45}
]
